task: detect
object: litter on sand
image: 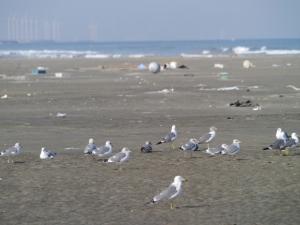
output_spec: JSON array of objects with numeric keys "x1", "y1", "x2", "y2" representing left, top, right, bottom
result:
[
  {"x1": 56, "y1": 112, "x2": 67, "y2": 118},
  {"x1": 214, "y1": 64, "x2": 224, "y2": 69},
  {"x1": 1, "y1": 94, "x2": 8, "y2": 99},
  {"x1": 32, "y1": 66, "x2": 47, "y2": 75},
  {"x1": 148, "y1": 62, "x2": 161, "y2": 73},
  {"x1": 286, "y1": 85, "x2": 300, "y2": 91},
  {"x1": 217, "y1": 86, "x2": 239, "y2": 91},
  {"x1": 54, "y1": 73, "x2": 64, "y2": 78},
  {"x1": 229, "y1": 99, "x2": 260, "y2": 108},
  {"x1": 243, "y1": 60, "x2": 255, "y2": 69}
]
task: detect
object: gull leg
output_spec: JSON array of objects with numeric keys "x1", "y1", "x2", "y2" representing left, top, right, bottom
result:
[
  {"x1": 171, "y1": 143, "x2": 175, "y2": 150},
  {"x1": 170, "y1": 202, "x2": 176, "y2": 209},
  {"x1": 207, "y1": 143, "x2": 210, "y2": 150}
]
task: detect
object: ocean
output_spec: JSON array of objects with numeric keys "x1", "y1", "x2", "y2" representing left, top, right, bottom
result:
[{"x1": 0, "y1": 39, "x2": 300, "y2": 58}]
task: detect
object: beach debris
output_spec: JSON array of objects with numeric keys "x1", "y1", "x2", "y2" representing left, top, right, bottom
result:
[
  {"x1": 169, "y1": 61, "x2": 178, "y2": 69},
  {"x1": 149, "y1": 62, "x2": 161, "y2": 73},
  {"x1": 229, "y1": 99, "x2": 259, "y2": 108},
  {"x1": 54, "y1": 72, "x2": 63, "y2": 78},
  {"x1": 286, "y1": 63, "x2": 292, "y2": 66},
  {"x1": 1, "y1": 94, "x2": 8, "y2": 99},
  {"x1": 32, "y1": 66, "x2": 47, "y2": 75},
  {"x1": 56, "y1": 112, "x2": 67, "y2": 118},
  {"x1": 243, "y1": 60, "x2": 255, "y2": 69},
  {"x1": 272, "y1": 64, "x2": 280, "y2": 68},
  {"x1": 137, "y1": 64, "x2": 146, "y2": 70},
  {"x1": 217, "y1": 72, "x2": 229, "y2": 80},
  {"x1": 252, "y1": 105, "x2": 262, "y2": 111},
  {"x1": 217, "y1": 86, "x2": 239, "y2": 91},
  {"x1": 286, "y1": 85, "x2": 300, "y2": 91},
  {"x1": 214, "y1": 63, "x2": 224, "y2": 69},
  {"x1": 183, "y1": 74, "x2": 194, "y2": 77},
  {"x1": 178, "y1": 64, "x2": 189, "y2": 69},
  {"x1": 26, "y1": 93, "x2": 32, "y2": 97}
]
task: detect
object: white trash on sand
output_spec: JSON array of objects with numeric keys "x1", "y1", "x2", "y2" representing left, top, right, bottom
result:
[
  {"x1": 148, "y1": 62, "x2": 161, "y2": 73},
  {"x1": 243, "y1": 60, "x2": 255, "y2": 69}
]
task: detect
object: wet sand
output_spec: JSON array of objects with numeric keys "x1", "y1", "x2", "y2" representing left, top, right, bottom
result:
[{"x1": 0, "y1": 56, "x2": 300, "y2": 225}]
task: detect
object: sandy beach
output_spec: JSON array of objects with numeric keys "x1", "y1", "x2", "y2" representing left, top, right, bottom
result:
[{"x1": 0, "y1": 56, "x2": 300, "y2": 225}]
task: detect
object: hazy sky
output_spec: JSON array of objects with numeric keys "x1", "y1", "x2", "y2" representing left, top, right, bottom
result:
[{"x1": 1, "y1": 0, "x2": 299, "y2": 41}]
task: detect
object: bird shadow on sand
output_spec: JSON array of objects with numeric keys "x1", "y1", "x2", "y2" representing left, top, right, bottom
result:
[
  {"x1": 13, "y1": 161, "x2": 25, "y2": 164},
  {"x1": 176, "y1": 203, "x2": 210, "y2": 209}
]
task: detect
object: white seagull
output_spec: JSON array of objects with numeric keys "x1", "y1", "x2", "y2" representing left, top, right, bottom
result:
[
  {"x1": 221, "y1": 139, "x2": 241, "y2": 155},
  {"x1": 198, "y1": 126, "x2": 217, "y2": 149},
  {"x1": 147, "y1": 176, "x2": 187, "y2": 209},
  {"x1": 106, "y1": 147, "x2": 131, "y2": 163},
  {"x1": 0, "y1": 143, "x2": 22, "y2": 163},
  {"x1": 205, "y1": 144, "x2": 228, "y2": 156},
  {"x1": 84, "y1": 138, "x2": 97, "y2": 154},
  {"x1": 156, "y1": 125, "x2": 177, "y2": 149},
  {"x1": 179, "y1": 138, "x2": 198, "y2": 157},
  {"x1": 40, "y1": 147, "x2": 57, "y2": 159},
  {"x1": 92, "y1": 140, "x2": 113, "y2": 157},
  {"x1": 276, "y1": 128, "x2": 289, "y2": 143}
]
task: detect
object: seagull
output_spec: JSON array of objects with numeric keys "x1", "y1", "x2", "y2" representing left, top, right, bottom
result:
[
  {"x1": 40, "y1": 147, "x2": 56, "y2": 159},
  {"x1": 156, "y1": 125, "x2": 177, "y2": 149},
  {"x1": 198, "y1": 126, "x2": 217, "y2": 149},
  {"x1": 263, "y1": 139, "x2": 286, "y2": 150},
  {"x1": 280, "y1": 133, "x2": 299, "y2": 156},
  {"x1": 141, "y1": 141, "x2": 153, "y2": 153},
  {"x1": 179, "y1": 138, "x2": 198, "y2": 157},
  {"x1": 205, "y1": 144, "x2": 228, "y2": 156},
  {"x1": 146, "y1": 176, "x2": 187, "y2": 209},
  {"x1": 92, "y1": 140, "x2": 113, "y2": 157},
  {"x1": 84, "y1": 138, "x2": 97, "y2": 154},
  {"x1": 282, "y1": 132, "x2": 299, "y2": 150},
  {"x1": 0, "y1": 143, "x2": 22, "y2": 163},
  {"x1": 221, "y1": 139, "x2": 241, "y2": 155},
  {"x1": 106, "y1": 147, "x2": 131, "y2": 163},
  {"x1": 276, "y1": 128, "x2": 289, "y2": 143}
]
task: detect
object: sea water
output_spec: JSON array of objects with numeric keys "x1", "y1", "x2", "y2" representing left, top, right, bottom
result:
[{"x1": 0, "y1": 39, "x2": 299, "y2": 58}]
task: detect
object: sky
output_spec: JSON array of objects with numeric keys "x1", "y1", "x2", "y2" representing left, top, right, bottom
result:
[{"x1": 0, "y1": 0, "x2": 299, "y2": 42}]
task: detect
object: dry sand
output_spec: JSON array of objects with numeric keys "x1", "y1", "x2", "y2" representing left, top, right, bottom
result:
[{"x1": 0, "y1": 56, "x2": 300, "y2": 225}]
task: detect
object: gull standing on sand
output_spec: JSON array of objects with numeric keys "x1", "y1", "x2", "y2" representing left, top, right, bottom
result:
[
  {"x1": 0, "y1": 143, "x2": 22, "y2": 163},
  {"x1": 141, "y1": 141, "x2": 153, "y2": 153},
  {"x1": 106, "y1": 147, "x2": 131, "y2": 163},
  {"x1": 198, "y1": 126, "x2": 217, "y2": 149},
  {"x1": 221, "y1": 139, "x2": 241, "y2": 155},
  {"x1": 179, "y1": 138, "x2": 198, "y2": 157},
  {"x1": 156, "y1": 125, "x2": 177, "y2": 149},
  {"x1": 263, "y1": 139, "x2": 285, "y2": 150},
  {"x1": 281, "y1": 133, "x2": 299, "y2": 155},
  {"x1": 40, "y1": 147, "x2": 57, "y2": 159},
  {"x1": 205, "y1": 144, "x2": 228, "y2": 156},
  {"x1": 84, "y1": 138, "x2": 97, "y2": 154},
  {"x1": 283, "y1": 133, "x2": 299, "y2": 149},
  {"x1": 276, "y1": 128, "x2": 289, "y2": 143},
  {"x1": 146, "y1": 176, "x2": 187, "y2": 209},
  {"x1": 92, "y1": 140, "x2": 113, "y2": 157}
]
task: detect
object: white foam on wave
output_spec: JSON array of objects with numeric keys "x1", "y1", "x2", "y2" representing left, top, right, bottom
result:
[
  {"x1": 84, "y1": 54, "x2": 110, "y2": 59},
  {"x1": 181, "y1": 53, "x2": 213, "y2": 58},
  {"x1": 233, "y1": 46, "x2": 300, "y2": 55}
]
